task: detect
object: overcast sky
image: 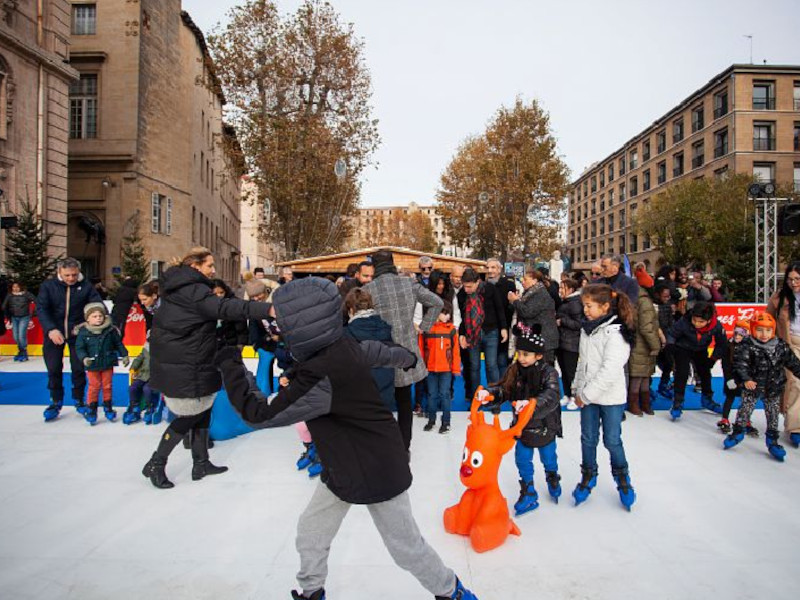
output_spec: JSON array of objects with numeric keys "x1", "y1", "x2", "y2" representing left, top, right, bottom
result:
[{"x1": 183, "y1": 0, "x2": 800, "y2": 207}]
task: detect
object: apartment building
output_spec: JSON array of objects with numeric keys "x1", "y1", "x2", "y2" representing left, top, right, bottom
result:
[{"x1": 569, "y1": 64, "x2": 800, "y2": 270}]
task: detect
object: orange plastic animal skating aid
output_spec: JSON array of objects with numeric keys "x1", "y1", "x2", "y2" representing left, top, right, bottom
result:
[{"x1": 443, "y1": 386, "x2": 537, "y2": 553}]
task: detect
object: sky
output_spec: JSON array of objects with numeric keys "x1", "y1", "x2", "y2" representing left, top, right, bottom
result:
[{"x1": 182, "y1": 0, "x2": 800, "y2": 207}]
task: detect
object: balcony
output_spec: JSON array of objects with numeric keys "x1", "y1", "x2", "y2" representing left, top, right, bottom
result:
[
  {"x1": 692, "y1": 155, "x2": 705, "y2": 169},
  {"x1": 714, "y1": 143, "x2": 728, "y2": 158},
  {"x1": 657, "y1": 174, "x2": 666, "y2": 185},
  {"x1": 753, "y1": 137, "x2": 776, "y2": 151},
  {"x1": 714, "y1": 105, "x2": 728, "y2": 119},
  {"x1": 753, "y1": 98, "x2": 775, "y2": 110},
  {"x1": 673, "y1": 167, "x2": 684, "y2": 177},
  {"x1": 643, "y1": 181, "x2": 650, "y2": 192},
  {"x1": 657, "y1": 141, "x2": 666, "y2": 154}
]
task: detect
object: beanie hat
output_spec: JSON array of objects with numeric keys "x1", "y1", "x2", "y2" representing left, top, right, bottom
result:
[
  {"x1": 84, "y1": 302, "x2": 108, "y2": 319},
  {"x1": 371, "y1": 249, "x2": 394, "y2": 268},
  {"x1": 244, "y1": 279, "x2": 269, "y2": 299},
  {"x1": 733, "y1": 319, "x2": 750, "y2": 338},
  {"x1": 750, "y1": 312, "x2": 776, "y2": 338},
  {"x1": 513, "y1": 323, "x2": 546, "y2": 354}
]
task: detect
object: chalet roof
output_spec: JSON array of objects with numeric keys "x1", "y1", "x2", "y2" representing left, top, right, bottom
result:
[{"x1": 276, "y1": 246, "x2": 486, "y2": 274}]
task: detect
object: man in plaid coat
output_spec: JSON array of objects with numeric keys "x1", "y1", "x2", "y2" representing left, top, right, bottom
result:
[{"x1": 366, "y1": 249, "x2": 444, "y2": 452}]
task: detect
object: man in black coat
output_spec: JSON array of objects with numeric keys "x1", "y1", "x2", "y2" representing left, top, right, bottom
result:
[
  {"x1": 486, "y1": 258, "x2": 516, "y2": 375},
  {"x1": 600, "y1": 255, "x2": 640, "y2": 305},
  {"x1": 216, "y1": 277, "x2": 479, "y2": 600},
  {"x1": 37, "y1": 258, "x2": 103, "y2": 420},
  {"x1": 110, "y1": 277, "x2": 140, "y2": 337}
]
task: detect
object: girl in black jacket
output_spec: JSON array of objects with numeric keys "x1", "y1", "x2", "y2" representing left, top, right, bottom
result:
[
  {"x1": 142, "y1": 248, "x2": 272, "y2": 489},
  {"x1": 556, "y1": 278, "x2": 583, "y2": 406}
]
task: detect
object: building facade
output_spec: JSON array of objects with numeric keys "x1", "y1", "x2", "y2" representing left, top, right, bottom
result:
[
  {"x1": 0, "y1": 1, "x2": 77, "y2": 267},
  {"x1": 347, "y1": 202, "x2": 472, "y2": 256},
  {"x1": 239, "y1": 175, "x2": 285, "y2": 275},
  {"x1": 568, "y1": 64, "x2": 800, "y2": 270},
  {"x1": 67, "y1": 1, "x2": 242, "y2": 285}
]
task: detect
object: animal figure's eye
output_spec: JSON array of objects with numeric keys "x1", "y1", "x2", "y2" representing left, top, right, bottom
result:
[
  {"x1": 470, "y1": 451, "x2": 484, "y2": 468},
  {"x1": 462, "y1": 447, "x2": 469, "y2": 463}
]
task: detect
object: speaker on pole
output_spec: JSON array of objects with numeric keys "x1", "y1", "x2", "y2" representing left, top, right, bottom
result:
[{"x1": 778, "y1": 203, "x2": 800, "y2": 236}]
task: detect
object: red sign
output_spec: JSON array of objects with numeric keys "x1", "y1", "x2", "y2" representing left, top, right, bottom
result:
[{"x1": 714, "y1": 303, "x2": 767, "y2": 336}]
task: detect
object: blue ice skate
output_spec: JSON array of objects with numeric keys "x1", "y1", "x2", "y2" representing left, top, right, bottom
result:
[
  {"x1": 307, "y1": 453, "x2": 323, "y2": 478},
  {"x1": 434, "y1": 577, "x2": 479, "y2": 600},
  {"x1": 150, "y1": 398, "x2": 165, "y2": 425},
  {"x1": 700, "y1": 394, "x2": 722, "y2": 414},
  {"x1": 74, "y1": 399, "x2": 87, "y2": 415},
  {"x1": 572, "y1": 465, "x2": 597, "y2": 506},
  {"x1": 513, "y1": 480, "x2": 539, "y2": 515},
  {"x1": 723, "y1": 430, "x2": 744, "y2": 450},
  {"x1": 545, "y1": 470, "x2": 562, "y2": 503},
  {"x1": 122, "y1": 409, "x2": 141, "y2": 425},
  {"x1": 790, "y1": 433, "x2": 800, "y2": 448},
  {"x1": 657, "y1": 379, "x2": 674, "y2": 400},
  {"x1": 103, "y1": 404, "x2": 117, "y2": 422},
  {"x1": 669, "y1": 399, "x2": 683, "y2": 421},
  {"x1": 84, "y1": 407, "x2": 98, "y2": 426},
  {"x1": 296, "y1": 443, "x2": 316, "y2": 470},
  {"x1": 766, "y1": 434, "x2": 786, "y2": 462},
  {"x1": 291, "y1": 588, "x2": 325, "y2": 600},
  {"x1": 43, "y1": 402, "x2": 63, "y2": 422},
  {"x1": 612, "y1": 468, "x2": 636, "y2": 511}
]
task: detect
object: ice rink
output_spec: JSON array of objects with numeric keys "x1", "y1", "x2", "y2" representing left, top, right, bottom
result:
[{"x1": 2, "y1": 396, "x2": 800, "y2": 599}]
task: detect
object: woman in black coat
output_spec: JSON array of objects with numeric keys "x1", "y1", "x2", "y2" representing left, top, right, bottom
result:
[
  {"x1": 556, "y1": 278, "x2": 583, "y2": 400},
  {"x1": 142, "y1": 248, "x2": 272, "y2": 489}
]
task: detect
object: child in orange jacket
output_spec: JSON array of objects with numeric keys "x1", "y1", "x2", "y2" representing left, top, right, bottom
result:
[{"x1": 420, "y1": 301, "x2": 461, "y2": 434}]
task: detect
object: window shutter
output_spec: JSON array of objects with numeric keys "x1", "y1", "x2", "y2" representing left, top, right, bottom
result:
[
  {"x1": 166, "y1": 197, "x2": 172, "y2": 235},
  {"x1": 151, "y1": 192, "x2": 160, "y2": 233}
]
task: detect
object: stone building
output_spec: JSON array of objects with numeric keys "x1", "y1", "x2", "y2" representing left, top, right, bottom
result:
[
  {"x1": 0, "y1": 0, "x2": 77, "y2": 267},
  {"x1": 67, "y1": 1, "x2": 243, "y2": 285},
  {"x1": 568, "y1": 64, "x2": 800, "y2": 271},
  {"x1": 239, "y1": 175, "x2": 285, "y2": 275}
]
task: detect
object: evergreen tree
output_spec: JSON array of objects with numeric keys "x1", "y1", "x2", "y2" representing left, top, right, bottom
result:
[
  {"x1": 114, "y1": 213, "x2": 150, "y2": 288},
  {"x1": 4, "y1": 199, "x2": 61, "y2": 294}
]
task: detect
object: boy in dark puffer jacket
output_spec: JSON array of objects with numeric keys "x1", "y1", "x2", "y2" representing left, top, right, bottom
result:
[
  {"x1": 216, "y1": 277, "x2": 479, "y2": 600},
  {"x1": 478, "y1": 323, "x2": 562, "y2": 515},
  {"x1": 75, "y1": 303, "x2": 129, "y2": 425},
  {"x1": 724, "y1": 313, "x2": 800, "y2": 461}
]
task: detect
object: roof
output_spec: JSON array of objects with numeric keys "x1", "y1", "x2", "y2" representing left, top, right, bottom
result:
[
  {"x1": 180, "y1": 11, "x2": 226, "y2": 105},
  {"x1": 276, "y1": 246, "x2": 486, "y2": 274}
]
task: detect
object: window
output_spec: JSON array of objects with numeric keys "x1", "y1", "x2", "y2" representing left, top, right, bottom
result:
[
  {"x1": 591, "y1": 199, "x2": 597, "y2": 215},
  {"x1": 673, "y1": 153, "x2": 684, "y2": 177},
  {"x1": 608, "y1": 189, "x2": 614, "y2": 206},
  {"x1": 657, "y1": 130, "x2": 666, "y2": 154},
  {"x1": 691, "y1": 105, "x2": 704, "y2": 133},
  {"x1": 795, "y1": 83, "x2": 800, "y2": 110},
  {"x1": 692, "y1": 141, "x2": 704, "y2": 169},
  {"x1": 619, "y1": 156, "x2": 626, "y2": 176},
  {"x1": 608, "y1": 214, "x2": 614, "y2": 232},
  {"x1": 583, "y1": 181, "x2": 588, "y2": 197},
  {"x1": 72, "y1": 3, "x2": 96, "y2": 35},
  {"x1": 673, "y1": 118, "x2": 684, "y2": 143},
  {"x1": 619, "y1": 182, "x2": 626, "y2": 202},
  {"x1": 150, "y1": 261, "x2": 165, "y2": 280},
  {"x1": 714, "y1": 165, "x2": 729, "y2": 180},
  {"x1": 714, "y1": 89, "x2": 728, "y2": 118},
  {"x1": 630, "y1": 176, "x2": 638, "y2": 197},
  {"x1": 619, "y1": 209, "x2": 626, "y2": 228},
  {"x1": 166, "y1": 197, "x2": 172, "y2": 235},
  {"x1": 714, "y1": 128, "x2": 729, "y2": 158},
  {"x1": 619, "y1": 235, "x2": 626, "y2": 254},
  {"x1": 630, "y1": 233, "x2": 638, "y2": 253},
  {"x1": 69, "y1": 74, "x2": 98, "y2": 139},
  {"x1": 608, "y1": 163, "x2": 615, "y2": 182},
  {"x1": 591, "y1": 176, "x2": 597, "y2": 193},
  {"x1": 753, "y1": 122, "x2": 775, "y2": 151},
  {"x1": 600, "y1": 216, "x2": 605, "y2": 235},
  {"x1": 794, "y1": 122, "x2": 800, "y2": 151},
  {"x1": 600, "y1": 171, "x2": 605, "y2": 187},
  {"x1": 600, "y1": 198, "x2": 605, "y2": 212},
  {"x1": 642, "y1": 140, "x2": 650, "y2": 162},
  {"x1": 753, "y1": 162, "x2": 775, "y2": 184},
  {"x1": 630, "y1": 149, "x2": 638, "y2": 170},
  {"x1": 151, "y1": 193, "x2": 162, "y2": 233},
  {"x1": 793, "y1": 163, "x2": 800, "y2": 192},
  {"x1": 753, "y1": 81, "x2": 775, "y2": 110},
  {"x1": 643, "y1": 169, "x2": 651, "y2": 191},
  {"x1": 657, "y1": 161, "x2": 667, "y2": 184},
  {"x1": 192, "y1": 206, "x2": 196, "y2": 242}
]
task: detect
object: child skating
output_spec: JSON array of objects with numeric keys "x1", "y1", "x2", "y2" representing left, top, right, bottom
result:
[
  {"x1": 124, "y1": 336, "x2": 162, "y2": 425},
  {"x1": 420, "y1": 301, "x2": 461, "y2": 434},
  {"x1": 717, "y1": 320, "x2": 750, "y2": 435},
  {"x1": 724, "y1": 313, "x2": 800, "y2": 461},
  {"x1": 217, "y1": 277, "x2": 479, "y2": 600}
]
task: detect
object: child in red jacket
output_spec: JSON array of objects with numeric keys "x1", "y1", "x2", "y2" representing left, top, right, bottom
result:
[{"x1": 420, "y1": 301, "x2": 461, "y2": 434}]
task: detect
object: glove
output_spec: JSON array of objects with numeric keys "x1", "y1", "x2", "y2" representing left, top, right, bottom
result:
[
  {"x1": 476, "y1": 389, "x2": 492, "y2": 404},
  {"x1": 402, "y1": 353, "x2": 418, "y2": 372},
  {"x1": 726, "y1": 379, "x2": 737, "y2": 390},
  {"x1": 514, "y1": 399, "x2": 530, "y2": 414},
  {"x1": 83, "y1": 357, "x2": 95, "y2": 367},
  {"x1": 121, "y1": 356, "x2": 130, "y2": 367},
  {"x1": 215, "y1": 345, "x2": 243, "y2": 366}
]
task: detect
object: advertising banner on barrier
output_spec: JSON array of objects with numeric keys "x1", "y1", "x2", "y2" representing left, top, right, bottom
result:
[{"x1": 714, "y1": 303, "x2": 767, "y2": 335}]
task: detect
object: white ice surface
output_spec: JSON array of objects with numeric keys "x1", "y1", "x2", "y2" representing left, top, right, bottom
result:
[{"x1": 1, "y1": 405, "x2": 799, "y2": 600}]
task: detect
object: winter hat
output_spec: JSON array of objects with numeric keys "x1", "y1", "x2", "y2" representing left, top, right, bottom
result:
[
  {"x1": 371, "y1": 249, "x2": 394, "y2": 268},
  {"x1": 733, "y1": 319, "x2": 750, "y2": 338},
  {"x1": 84, "y1": 302, "x2": 108, "y2": 319},
  {"x1": 245, "y1": 279, "x2": 269, "y2": 299},
  {"x1": 750, "y1": 312, "x2": 776, "y2": 338},
  {"x1": 513, "y1": 323, "x2": 546, "y2": 354}
]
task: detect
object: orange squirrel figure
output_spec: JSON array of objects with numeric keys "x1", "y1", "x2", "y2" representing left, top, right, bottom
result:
[{"x1": 443, "y1": 386, "x2": 537, "y2": 553}]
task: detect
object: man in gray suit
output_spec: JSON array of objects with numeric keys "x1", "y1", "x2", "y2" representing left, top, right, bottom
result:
[{"x1": 365, "y1": 249, "x2": 443, "y2": 452}]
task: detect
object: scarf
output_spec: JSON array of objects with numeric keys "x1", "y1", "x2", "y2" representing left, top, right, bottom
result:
[
  {"x1": 581, "y1": 313, "x2": 616, "y2": 336},
  {"x1": 694, "y1": 311, "x2": 718, "y2": 341},
  {"x1": 464, "y1": 283, "x2": 485, "y2": 348},
  {"x1": 349, "y1": 308, "x2": 376, "y2": 323},
  {"x1": 515, "y1": 362, "x2": 543, "y2": 402}
]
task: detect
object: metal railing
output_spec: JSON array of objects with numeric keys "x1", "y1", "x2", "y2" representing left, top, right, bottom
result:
[
  {"x1": 714, "y1": 143, "x2": 728, "y2": 158},
  {"x1": 692, "y1": 155, "x2": 704, "y2": 168},
  {"x1": 657, "y1": 174, "x2": 666, "y2": 185},
  {"x1": 753, "y1": 137, "x2": 776, "y2": 151},
  {"x1": 714, "y1": 105, "x2": 728, "y2": 119},
  {"x1": 673, "y1": 167, "x2": 684, "y2": 177},
  {"x1": 753, "y1": 98, "x2": 775, "y2": 110}
]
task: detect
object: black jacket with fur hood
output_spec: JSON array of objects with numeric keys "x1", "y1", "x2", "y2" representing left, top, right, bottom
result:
[
  {"x1": 733, "y1": 336, "x2": 800, "y2": 398},
  {"x1": 217, "y1": 277, "x2": 417, "y2": 505}
]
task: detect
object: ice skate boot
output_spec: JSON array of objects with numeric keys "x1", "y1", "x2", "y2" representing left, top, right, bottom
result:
[
  {"x1": 103, "y1": 402, "x2": 117, "y2": 422},
  {"x1": 74, "y1": 398, "x2": 87, "y2": 415},
  {"x1": 20, "y1": 349, "x2": 29, "y2": 362},
  {"x1": 572, "y1": 464, "x2": 597, "y2": 506},
  {"x1": 700, "y1": 394, "x2": 722, "y2": 414},
  {"x1": 435, "y1": 577, "x2": 479, "y2": 600},
  {"x1": 716, "y1": 418, "x2": 731, "y2": 434},
  {"x1": 766, "y1": 431, "x2": 786, "y2": 462},
  {"x1": 424, "y1": 420, "x2": 436, "y2": 431},
  {"x1": 669, "y1": 398, "x2": 684, "y2": 421},
  {"x1": 513, "y1": 479, "x2": 539, "y2": 515},
  {"x1": 657, "y1": 378, "x2": 674, "y2": 400},
  {"x1": 122, "y1": 407, "x2": 141, "y2": 425},
  {"x1": 612, "y1": 467, "x2": 636, "y2": 511},
  {"x1": 290, "y1": 589, "x2": 325, "y2": 600},
  {"x1": 150, "y1": 397, "x2": 164, "y2": 425},
  {"x1": 191, "y1": 429, "x2": 228, "y2": 481},
  {"x1": 307, "y1": 454, "x2": 323, "y2": 478},
  {"x1": 296, "y1": 442, "x2": 316, "y2": 470},
  {"x1": 746, "y1": 422, "x2": 759, "y2": 438},
  {"x1": 43, "y1": 401, "x2": 63, "y2": 422},
  {"x1": 13, "y1": 350, "x2": 21, "y2": 362},
  {"x1": 143, "y1": 409, "x2": 154, "y2": 425},
  {"x1": 790, "y1": 433, "x2": 800, "y2": 448},
  {"x1": 545, "y1": 470, "x2": 562, "y2": 503},
  {"x1": 723, "y1": 425, "x2": 745, "y2": 450},
  {"x1": 84, "y1": 404, "x2": 98, "y2": 426}
]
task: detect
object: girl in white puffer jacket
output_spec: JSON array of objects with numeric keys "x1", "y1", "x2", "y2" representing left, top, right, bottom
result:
[{"x1": 571, "y1": 284, "x2": 637, "y2": 511}]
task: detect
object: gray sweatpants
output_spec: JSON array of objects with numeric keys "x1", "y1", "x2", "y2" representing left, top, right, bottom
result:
[{"x1": 296, "y1": 482, "x2": 456, "y2": 597}]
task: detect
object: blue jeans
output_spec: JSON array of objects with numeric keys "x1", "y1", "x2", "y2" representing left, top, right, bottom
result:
[
  {"x1": 579, "y1": 403, "x2": 628, "y2": 471},
  {"x1": 426, "y1": 372, "x2": 452, "y2": 425},
  {"x1": 467, "y1": 329, "x2": 500, "y2": 399},
  {"x1": 514, "y1": 439, "x2": 558, "y2": 482},
  {"x1": 11, "y1": 316, "x2": 30, "y2": 349}
]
